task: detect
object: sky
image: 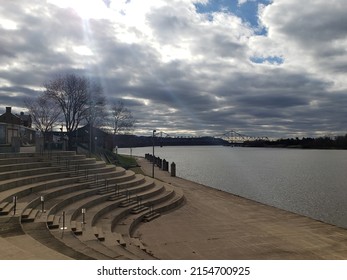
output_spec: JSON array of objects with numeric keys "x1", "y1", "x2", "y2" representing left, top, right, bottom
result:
[{"x1": 1, "y1": 0, "x2": 347, "y2": 138}]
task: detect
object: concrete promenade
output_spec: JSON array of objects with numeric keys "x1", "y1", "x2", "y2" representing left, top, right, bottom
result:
[{"x1": 135, "y1": 157, "x2": 347, "y2": 259}]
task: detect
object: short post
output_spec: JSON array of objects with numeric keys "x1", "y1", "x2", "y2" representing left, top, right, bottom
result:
[
  {"x1": 61, "y1": 211, "x2": 67, "y2": 230},
  {"x1": 82, "y1": 208, "x2": 86, "y2": 224},
  {"x1": 170, "y1": 162, "x2": 176, "y2": 177},
  {"x1": 152, "y1": 129, "x2": 156, "y2": 178},
  {"x1": 13, "y1": 196, "x2": 17, "y2": 215},
  {"x1": 40, "y1": 196, "x2": 45, "y2": 213},
  {"x1": 63, "y1": 211, "x2": 65, "y2": 229}
]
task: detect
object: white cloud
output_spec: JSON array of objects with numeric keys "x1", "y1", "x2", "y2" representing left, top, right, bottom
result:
[
  {"x1": 259, "y1": 0, "x2": 347, "y2": 90},
  {"x1": 238, "y1": 0, "x2": 254, "y2": 5},
  {"x1": 0, "y1": 0, "x2": 346, "y2": 137}
]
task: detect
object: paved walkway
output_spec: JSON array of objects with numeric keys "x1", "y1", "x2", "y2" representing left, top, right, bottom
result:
[{"x1": 135, "y1": 157, "x2": 347, "y2": 260}]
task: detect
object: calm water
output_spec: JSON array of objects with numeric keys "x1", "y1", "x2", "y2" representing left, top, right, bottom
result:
[{"x1": 118, "y1": 146, "x2": 347, "y2": 228}]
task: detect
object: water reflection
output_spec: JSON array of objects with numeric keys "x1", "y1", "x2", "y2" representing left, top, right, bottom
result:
[{"x1": 119, "y1": 146, "x2": 347, "y2": 228}]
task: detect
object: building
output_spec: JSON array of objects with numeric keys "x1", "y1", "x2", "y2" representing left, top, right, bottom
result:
[
  {"x1": 0, "y1": 107, "x2": 35, "y2": 148},
  {"x1": 0, "y1": 107, "x2": 21, "y2": 126},
  {"x1": 0, "y1": 107, "x2": 32, "y2": 128},
  {"x1": 17, "y1": 111, "x2": 32, "y2": 128}
]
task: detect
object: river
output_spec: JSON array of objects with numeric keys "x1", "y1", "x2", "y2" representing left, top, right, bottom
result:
[{"x1": 118, "y1": 146, "x2": 347, "y2": 228}]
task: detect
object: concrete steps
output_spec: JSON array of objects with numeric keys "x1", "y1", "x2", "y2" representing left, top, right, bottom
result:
[
  {"x1": 0, "y1": 161, "x2": 52, "y2": 173},
  {"x1": 0, "y1": 151, "x2": 185, "y2": 260},
  {"x1": 0, "y1": 166, "x2": 63, "y2": 181}
]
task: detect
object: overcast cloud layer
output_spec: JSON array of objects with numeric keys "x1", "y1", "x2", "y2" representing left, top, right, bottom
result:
[{"x1": 1, "y1": 0, "x2": 346, "y2": 138}]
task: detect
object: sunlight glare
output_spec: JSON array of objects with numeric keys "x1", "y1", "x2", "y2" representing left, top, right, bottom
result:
[{"x1": 48, "y1": 0, "x2": 110, "y2": 19}]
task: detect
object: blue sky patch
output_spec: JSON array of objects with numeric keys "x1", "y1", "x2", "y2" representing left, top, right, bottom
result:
[
  {"x1": 250, "y1": 56, "x2": 284, "y2": 65},
  {"x1": 194, "y1": 0, "x2": 271, "y2": 35}
]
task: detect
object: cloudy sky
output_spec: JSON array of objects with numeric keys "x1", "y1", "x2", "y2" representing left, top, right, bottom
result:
[{"x1": 1, "y1": 0, "x2": 347, "y2": 138}]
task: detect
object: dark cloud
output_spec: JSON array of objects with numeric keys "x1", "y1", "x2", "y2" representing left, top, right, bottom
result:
[
  {"x1": 0, "y1": 0, "x2": 346, "y2": 138},
  {"x1": 236, "y1": 94, "x2": 308, "y2": 108}
]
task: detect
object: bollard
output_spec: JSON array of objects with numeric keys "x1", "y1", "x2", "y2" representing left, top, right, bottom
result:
[
  {"x1": 40, "y1": 196, "x2": 45, "y2": 213},
  {"x1": 170, "y1": 162, "x2": 176, "y2": 177},
  {"x1": 82, "y1": 208, "x2": 86, "y2": 224},
  {"x1": 13, "y1": 196, "x2": 17, "y2": 215},
  {"x1": 61, "y1": 211, "x2": 67, "y2": 230}
]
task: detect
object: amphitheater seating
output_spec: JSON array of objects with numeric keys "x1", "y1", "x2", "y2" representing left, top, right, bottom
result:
[{"x1": 0, "y1": 151, "x2": 184, "y2": 260}]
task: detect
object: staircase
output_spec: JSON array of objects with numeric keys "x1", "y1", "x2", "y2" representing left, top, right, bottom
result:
[{"x1": 0, "y1": 151, "x2": 184, "y2": 260}]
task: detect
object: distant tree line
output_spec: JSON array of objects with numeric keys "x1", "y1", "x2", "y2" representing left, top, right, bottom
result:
[
  {"x1": 243, "y1": 135, "x2": 347, "y2": 149},
  {"x1": 111, "y1": 135, "x2": 228, "y2": 148}
]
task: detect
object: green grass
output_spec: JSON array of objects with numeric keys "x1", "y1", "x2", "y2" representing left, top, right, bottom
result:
[
  {"x1": 115, "y1": 154, "x2": 145, "y2": 175},
  {"x1": 115, "y1": 154, "x2": 138, "y2": 169}
]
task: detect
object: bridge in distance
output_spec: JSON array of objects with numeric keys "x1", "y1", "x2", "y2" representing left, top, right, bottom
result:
[
  {"x1": 155, "y1": 130, "x2": 269, "y2": 145},
  {"x1": 214, "y1": 130, "x2": 269, "y2": 145}
]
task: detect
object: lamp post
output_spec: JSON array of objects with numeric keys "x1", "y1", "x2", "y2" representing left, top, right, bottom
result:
[
  {"x1": 89, "y1": 123, "x2": 92, "y2": 156},
  {"x1": 152, "y1": 129, "x2": 156, "y2": 178}
]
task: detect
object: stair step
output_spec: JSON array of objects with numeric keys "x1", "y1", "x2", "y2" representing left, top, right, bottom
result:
[
  {"x1": 22, "y1": 208, "x2": 34, "y2": 219},
  {"x1": 143, "y1": 212, "x2": 160, "y2": 222},
  {"x1": 108, "y1": 194, "x2": 126, "y2": 201},
  {"x1": 47, "y1": 214, "x2": 54, "y2": 225},
  {"x1": 93, "y1": 227, "x2": 105, "y2": 241},
  {"x1": 48, "y1": 214, "x2": 61, "y2": 229},
  {"x1": 0, "y1": 201, "x2": 10, "y2": 211},
  {"x1": 88, "y1": 183, "x2": 106, "y2": 189},
  {"x1": 71, "y1": 221, "x2": 83, "y2": 235},
  {"x1": 130, "y1": 238, "x2": 146, "y2": 251},
  {"x1": 21, "y1": 209, "x2": 39, "y2": 223},
  {"x1": 131, "y1": 206, "x2": 149, "y2": 214},
  {"x1": 0, "y1": 203, "x2": 13, "y2": 216},
  {"x1": 119, "y1": 200, "x2": 137, "y2": 208},
  {"x1": 114, "y1": 232, "x2": 126, "y2": 247},
  {"x1": 98, "y1": 188, "x2": 114, "y2": 195}
]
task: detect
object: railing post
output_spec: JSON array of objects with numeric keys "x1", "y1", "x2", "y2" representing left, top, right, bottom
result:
[
  {"x1": 82, "y1": 208, "x2": 86, "y2": 224},
  {"x1": 13, "y1": 196, "x2": 17, "y2": 215},
  {"x1": 40, "y1": 196, "x2": 45, "y2": 213}
]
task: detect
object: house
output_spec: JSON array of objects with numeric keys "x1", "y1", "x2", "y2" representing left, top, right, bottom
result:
[
  {"x1": 0, "y1": 107, "x2": 32, "y2": 128},
  {"x1": 0, "y1": 107, "x2": 21, "y2": 126},
  {"x1": 0, "y1": 107, "x2": 35, "y2": 147}
]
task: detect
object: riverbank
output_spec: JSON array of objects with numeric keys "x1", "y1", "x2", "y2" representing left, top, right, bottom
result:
[{"x1": 134, "y1": 157, "x2": 347, "y2": 259}]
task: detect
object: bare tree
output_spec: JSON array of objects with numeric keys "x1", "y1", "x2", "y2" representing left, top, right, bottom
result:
[
  {"x1": 24, "y1": 94, "x2": 61, "y2": 135},
  {"x1": 43, "y1": 73, "x2": 107, "y2": 150},
  {"x1": 112, "y1": 101, "x2": 135, "y2": 134},
  {"x1": 44, "y1": 73, "x2": 89, "y2": 134},
  {"x1": 84, "y1": 82, "x2": 108, "y2": 128}
]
